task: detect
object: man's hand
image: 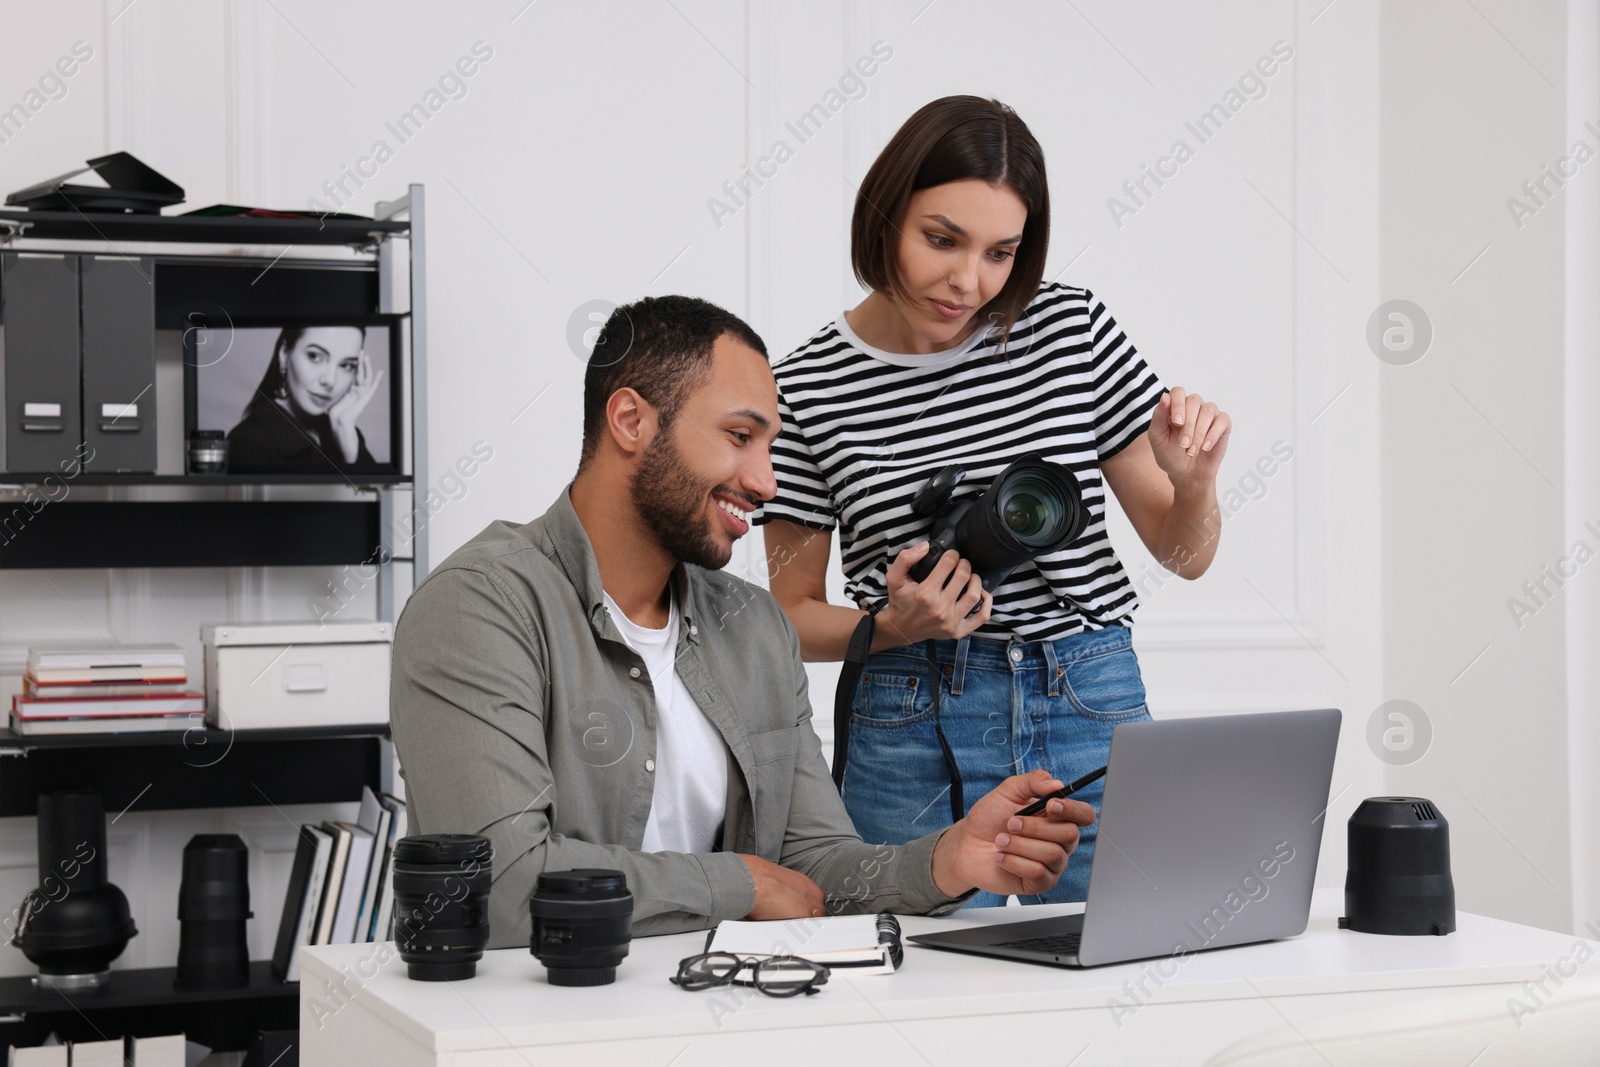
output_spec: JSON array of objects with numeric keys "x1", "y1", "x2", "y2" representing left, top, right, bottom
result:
[
  {"x1": 930, "y1": 769, "x2": 1097, "y2": 898},
  {"x1": 738, "y1": 853, "x2": 827, "y2": 919}
]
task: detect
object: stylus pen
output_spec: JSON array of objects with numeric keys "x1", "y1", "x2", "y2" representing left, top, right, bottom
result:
[{"x1": 1013, "y1": 765, "x2": 1108, "y2": 817}]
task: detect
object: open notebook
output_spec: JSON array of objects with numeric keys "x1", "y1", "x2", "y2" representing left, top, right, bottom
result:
[{"x1": 706, "y1": 913, "x2": 904, "y2": 975}]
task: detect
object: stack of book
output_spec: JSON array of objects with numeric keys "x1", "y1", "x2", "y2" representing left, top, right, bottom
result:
[
  {"x1": 11, "y1": 643, "x2": 205, "y2": 736},
  {"x1": 272, "y1": 786, "x2": 407, "y2": 982}
]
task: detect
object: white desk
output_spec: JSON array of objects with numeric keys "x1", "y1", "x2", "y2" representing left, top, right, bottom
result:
[{"x1": 300, "y1": 889, "x2": 1600, "y2": 1066}]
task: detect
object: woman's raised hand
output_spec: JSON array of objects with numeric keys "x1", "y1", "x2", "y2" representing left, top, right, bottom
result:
[
  {"x1": 327, "y1": 349, "x2": 384, "y2": 464},
  {"x1": 876, "y1": 541, "x2": 994, "y2": 647},
  {"x1": 1148, "y1": 387, "x2": 1230, "y2": 489}
]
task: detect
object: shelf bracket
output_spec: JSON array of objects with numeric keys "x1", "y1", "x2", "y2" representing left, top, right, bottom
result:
[
  {"x1": 347, "y1": 230, "x2": 392, "y2": 254},
  {"x1": 0, "y1": 219, "x2": 33, "y2": 246}
]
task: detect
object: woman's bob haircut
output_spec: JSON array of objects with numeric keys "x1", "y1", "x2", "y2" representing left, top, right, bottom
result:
[{"x1": 850, "y1": 95, "x2": 1050, "y2": 353}]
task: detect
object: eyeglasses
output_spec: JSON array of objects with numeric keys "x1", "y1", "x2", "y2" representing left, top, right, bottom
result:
[{"x1": 669, "y1": 952, "x2": 831, "y2": 998}]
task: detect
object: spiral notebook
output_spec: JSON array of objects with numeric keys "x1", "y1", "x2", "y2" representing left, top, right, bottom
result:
[{"x1": 705, "y1": 913, "x2": 904, "y2": 975}]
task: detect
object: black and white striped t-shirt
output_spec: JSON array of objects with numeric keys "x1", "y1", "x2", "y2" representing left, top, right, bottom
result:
[{"x1": 752, "y1": 283, "x2": 1165, "y2": 643}]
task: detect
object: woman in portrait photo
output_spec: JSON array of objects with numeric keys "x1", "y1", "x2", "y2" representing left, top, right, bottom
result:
[
  {"x1": 757, "y1": 96, "x2": 1233, "y2": 907},
  {"x1": 227, "y1": 325, "x2": 385, "y2": 470}
]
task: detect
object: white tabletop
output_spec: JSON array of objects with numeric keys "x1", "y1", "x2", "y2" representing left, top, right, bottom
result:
[{"x1": 301, "y1": 888, "x2": 1597, "y2": 1062}]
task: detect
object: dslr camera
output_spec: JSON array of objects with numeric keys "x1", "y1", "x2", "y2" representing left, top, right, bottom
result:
[{"x1": 903, "y1": 455, "x2": 1087, "y2": 593}]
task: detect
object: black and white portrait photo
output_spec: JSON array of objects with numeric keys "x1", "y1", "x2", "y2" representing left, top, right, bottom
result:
[{"x1": 187, "y1": 322, "x2": 396, "y2": 474}]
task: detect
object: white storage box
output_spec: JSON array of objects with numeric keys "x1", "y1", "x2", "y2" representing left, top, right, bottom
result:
[{"x1": 201, "y1": 621, "x2": 393, "y2": 730}]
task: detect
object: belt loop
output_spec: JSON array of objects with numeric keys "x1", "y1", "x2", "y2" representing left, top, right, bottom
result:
[
  {"x1": 951, "y1": 636, "x2": 970, "y2": 695},
  {"x1": 1042, "y1": 638, "x2": 1062, "y2": 697}
]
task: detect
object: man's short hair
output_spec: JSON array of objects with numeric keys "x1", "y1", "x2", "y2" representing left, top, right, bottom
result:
[{"x1": 579, "y1": 295, "x2": 767, "y2": 468}]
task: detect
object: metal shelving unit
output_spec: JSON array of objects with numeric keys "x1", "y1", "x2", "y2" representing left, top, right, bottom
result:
[{"x1": 0, "y1": 188, "x2": 429, "y2": 1051}]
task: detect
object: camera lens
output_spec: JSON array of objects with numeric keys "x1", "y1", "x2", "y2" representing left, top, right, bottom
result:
[
  {"x1": 175, "y1": 833, "x2": 251, "y2": 990},
  {"x1": 530, "y1": 869, "x2": 633, "y2": 986},
  {"x1": 390, "y1": 834, "x2": 493, "y2": 982},
  {"x1": 998, "y1": 472, "x2": 1069, "y2": 546}
]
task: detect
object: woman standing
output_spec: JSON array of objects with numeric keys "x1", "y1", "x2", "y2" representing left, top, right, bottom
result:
[{"x1": 756, "y1": 96, "x2": 1231, "y2": 906}]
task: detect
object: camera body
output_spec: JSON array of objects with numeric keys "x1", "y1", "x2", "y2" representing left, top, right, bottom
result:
[{"x1": 905, "y1": 454, "x2": 1087, "y2": 593}]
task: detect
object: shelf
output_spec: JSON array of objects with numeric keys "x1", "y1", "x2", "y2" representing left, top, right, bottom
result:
[
  {"x1": 0, "y1": 723, "x2": 390, "y2": 750},
  {"x1": 0, "y1": 208, "x2": 408, "y2": 247},
  {"x1": 0, "y1": 472, "x2": 412, "y2": 487},
  {"x1": 0, "y1": 961, "x2": 296, "y2": 1051},
  {"x1": 0, "y1": 724, "x2": 390, "y2": 817},
  {"x1": 0, "y1": 500, "x2": 383, "y2": 569}
]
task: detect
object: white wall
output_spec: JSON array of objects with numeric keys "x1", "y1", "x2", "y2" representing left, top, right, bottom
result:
[
  {"x1": 1379, "y1": 0, "x2": 1580, "y2": 933},
  {"x1": 0, "y1": 0, "x2": 1588, "y2": 978}
]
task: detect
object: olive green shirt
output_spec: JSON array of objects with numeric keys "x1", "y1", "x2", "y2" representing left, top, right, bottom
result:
[{"x1": 390, "y1": 486, "x2": 974, "y2": 946}]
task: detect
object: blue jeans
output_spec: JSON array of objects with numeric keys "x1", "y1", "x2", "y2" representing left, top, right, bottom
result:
[{"x1": 840, "y1": 625, "x2": 1151, "y2": 908}]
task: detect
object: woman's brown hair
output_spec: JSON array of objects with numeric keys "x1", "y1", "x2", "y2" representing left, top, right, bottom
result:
[{"x1": 851, "y1": 96, "x2": 1049, "y2": 353}]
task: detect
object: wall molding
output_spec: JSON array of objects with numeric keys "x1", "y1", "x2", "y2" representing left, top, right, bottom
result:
[
  {"x1": 224, "y1": 0, "x2": 264, "y2": 205},
  {"x1": 104, "y1": 0, "x2": 151, "y2": 155}
]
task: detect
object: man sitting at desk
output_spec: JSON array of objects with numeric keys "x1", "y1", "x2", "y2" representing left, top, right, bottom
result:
[{"x1": 389, "y1": 295, "x2": 1094, "y2": 946}]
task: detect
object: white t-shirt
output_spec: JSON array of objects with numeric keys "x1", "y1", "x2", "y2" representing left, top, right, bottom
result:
[{"x1": 602, "y1": 589, "x2": 728, "y2": 854}]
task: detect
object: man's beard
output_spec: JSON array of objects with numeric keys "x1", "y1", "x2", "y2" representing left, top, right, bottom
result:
[{"x1": 629, "y1": 426, "x2": 734, "y2": 571}]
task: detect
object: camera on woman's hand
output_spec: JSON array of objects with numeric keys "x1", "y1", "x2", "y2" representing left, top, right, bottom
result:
[{"x1": 900, "y1": 455, "x2": 1087, "y2": 594}]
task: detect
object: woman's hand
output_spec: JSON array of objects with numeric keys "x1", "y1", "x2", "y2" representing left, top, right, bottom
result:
[
  {"x1": 874, "y1": 541, "x2": 993, "y2": 648},
  {"x1": 328, "y1": 349, "x2": 384, "y2": 464},
  {"x1": 1147, "y1": 387, "x2": 1230, "y2": 492}
]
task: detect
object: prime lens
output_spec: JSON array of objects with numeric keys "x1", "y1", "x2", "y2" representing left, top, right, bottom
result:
[
  {"x1": 391, "y1": 834, "x2": 493, "y2": 982},
  {"x1": 529, "y1": 869, "x2": 633, "y2": 986}
]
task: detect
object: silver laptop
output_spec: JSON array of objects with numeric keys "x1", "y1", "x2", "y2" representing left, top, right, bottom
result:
[{"x1": 908, "y1": 709, "x2": 1342, "y2": 968}]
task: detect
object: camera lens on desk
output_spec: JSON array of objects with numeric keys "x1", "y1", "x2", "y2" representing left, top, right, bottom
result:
[
  {"x1": 391, "y1": 834, "x2": 493, "y2": 982},
  {"x1": 530, "y1": 869, "x2": 632, "y2": 986}
]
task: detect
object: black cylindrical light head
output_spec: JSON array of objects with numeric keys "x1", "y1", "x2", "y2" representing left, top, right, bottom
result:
[
  {"x1": 14, "y1": 788, "x2": 137, "y2": 982},
  {"x1": 176, "y1": 833, "x2": 252, "y2": 990},
  {"x1": 36, "y1": 787, "x2": 108, "y2": 892},
  {"x1": 1341, "y1": 796, "x2": 1456, "y2": 936}
]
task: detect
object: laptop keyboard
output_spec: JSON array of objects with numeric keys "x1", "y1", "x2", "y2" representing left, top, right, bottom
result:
[{"x1": 995, "y1": 931, "x2": 1082, "y2": 956}]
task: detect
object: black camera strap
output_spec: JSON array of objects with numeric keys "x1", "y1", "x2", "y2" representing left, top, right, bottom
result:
[
  {"x1": 924, "y1": 638, "x2": 965, "y2": 824},
  {"x1": 832, "y1": 612, "x2": 876, "y2": 792},
  {"x1": 832, "y1": 613, "x2": 965, "y2": 825}
]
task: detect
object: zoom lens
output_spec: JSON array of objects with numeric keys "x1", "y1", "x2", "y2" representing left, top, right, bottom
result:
[
  {"x1": 530, "y1": 869, "x2": 633, "y2": 986},
  {"x1": 175, "y1": 833, "x2": 251, "y2": 990},
  {"x1": 997, "y1": 471, "x2": 1070, "y2": 547},
  {"x1": 391, "y1": 834, "x2": 493, "y2": 982}
]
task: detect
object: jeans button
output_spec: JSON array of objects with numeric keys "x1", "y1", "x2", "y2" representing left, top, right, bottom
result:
[{"x1": 1009, "y1": 646, "x2": 1023, "y2": 663}]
